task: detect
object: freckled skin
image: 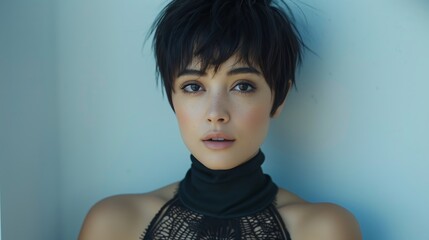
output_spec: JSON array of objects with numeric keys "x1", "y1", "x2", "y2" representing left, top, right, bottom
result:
[{"x1": 172, "y1": 55, "x2": 282, "y2": 170}]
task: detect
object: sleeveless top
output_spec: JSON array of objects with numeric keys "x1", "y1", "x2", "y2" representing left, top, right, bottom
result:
[{"x1": 141, "y1": 150, "x2": 291, "y2": 240}]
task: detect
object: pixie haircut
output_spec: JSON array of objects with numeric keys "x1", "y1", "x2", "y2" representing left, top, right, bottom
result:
[{"x1": 150, "y1": 0, "x2": 304, "y2": 116}]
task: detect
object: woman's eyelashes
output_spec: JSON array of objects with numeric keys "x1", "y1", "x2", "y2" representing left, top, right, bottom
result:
[
  {"x1": 181, "y1": 82, "x2": 204, "y2": 94},
  {"x1": 231, "y1": 81, "x2": 256, "y2": 93},
  {"x1": 179, "y1": 80, "x2": 256, "y2": 94}
]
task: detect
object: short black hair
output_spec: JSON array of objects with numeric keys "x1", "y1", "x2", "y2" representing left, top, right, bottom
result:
[{"x1": 149, "y1": 0, "x2": 305, "y2": 116}]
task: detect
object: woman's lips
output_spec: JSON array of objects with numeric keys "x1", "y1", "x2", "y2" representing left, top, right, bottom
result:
[
  {"x1": 202, "y1": 139, "x2": 235, "y2": 150},
  {"x1": 202, "y1": 132, "x2": 235, "y2": 150}
]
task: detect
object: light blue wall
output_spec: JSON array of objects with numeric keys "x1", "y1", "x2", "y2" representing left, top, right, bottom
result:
[
  {"x1": 55, "y1": 1, "x2": 187, "y2": 238},
  {"x1": 0, "y1": 0, "x2": 60, "y2": 240},
  {"x1": 1, "y1": 0, "x2": 428, "y2": 240},
  {"x1": 264, "y1": 1, "x2": 429, "y2": 240}
]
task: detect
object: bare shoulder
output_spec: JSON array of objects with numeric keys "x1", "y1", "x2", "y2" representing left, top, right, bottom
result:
[
  {"x1": 78, "y1": 182, "x2": 179, "y2": 240},
  {"x1": 276, "y1": 188, "x2": 362, "y2": 240}
]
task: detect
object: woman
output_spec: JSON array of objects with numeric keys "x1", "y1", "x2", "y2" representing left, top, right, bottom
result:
[{"x1": 79, "y1": 0, "x2": 362, "y2": 239}]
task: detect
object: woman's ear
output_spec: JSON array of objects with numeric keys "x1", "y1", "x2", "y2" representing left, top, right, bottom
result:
[{"x1": 272, "y1": 79, "x2": 292, "y2": 118}]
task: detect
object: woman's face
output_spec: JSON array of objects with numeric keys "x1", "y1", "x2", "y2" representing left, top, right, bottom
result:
[{"x1": 172, "y1": 55, "x2": 283, "y2": 170}]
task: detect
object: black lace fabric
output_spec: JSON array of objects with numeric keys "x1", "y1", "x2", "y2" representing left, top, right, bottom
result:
[{"x1": 141, "y1": 195, "x2": 291, "y2": 240}]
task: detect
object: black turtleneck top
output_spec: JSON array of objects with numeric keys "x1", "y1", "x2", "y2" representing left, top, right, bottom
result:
[{"x1": 142, "y1": 150, "x2": 291, "y2": 240}]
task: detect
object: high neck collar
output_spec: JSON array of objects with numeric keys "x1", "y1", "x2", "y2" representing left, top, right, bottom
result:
[{"x1": 178, "y1": 150, "x2": 278, "y2": 218}]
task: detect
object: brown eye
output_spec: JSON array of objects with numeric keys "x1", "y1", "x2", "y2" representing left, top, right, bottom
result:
[{"x1": 233, "y1": 82, "x2": 255, "y2": 92}]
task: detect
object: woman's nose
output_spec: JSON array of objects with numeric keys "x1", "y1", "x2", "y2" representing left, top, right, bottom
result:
[{"x1": 206, "y1": 93, "x2": 230, "y2": 124}]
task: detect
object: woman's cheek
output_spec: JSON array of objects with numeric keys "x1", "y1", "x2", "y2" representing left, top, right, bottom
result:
[
  {"x1": 175, "y1": 101, "x2": 202, "y2": 137},
  {"x1": 238, "y1": 101, "x2": 271, "y2": 126}
]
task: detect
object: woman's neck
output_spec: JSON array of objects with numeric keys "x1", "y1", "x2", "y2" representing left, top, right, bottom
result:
[{"x1": 178, "y1": 150, "x2": 278, "y2": 218}]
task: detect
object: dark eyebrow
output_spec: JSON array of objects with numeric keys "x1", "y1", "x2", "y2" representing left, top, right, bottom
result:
[
  {"x1": 227, "y1": 67, "x2": 261, "y2": 76},
  {"x1": 177, "y1": 69, "x2": 207, "y2": 77}
]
